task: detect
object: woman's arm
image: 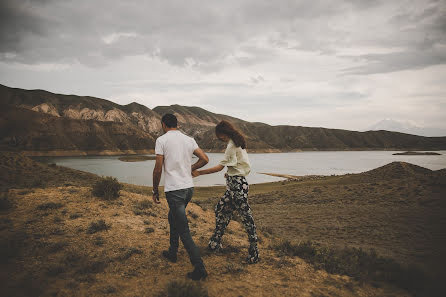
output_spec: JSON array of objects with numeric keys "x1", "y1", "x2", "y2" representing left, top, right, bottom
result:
[{"x1": 192, "y1": 164, "x2": 224, "y2": 177}]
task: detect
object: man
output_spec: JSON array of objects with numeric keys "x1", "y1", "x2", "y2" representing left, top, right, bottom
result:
[{"x1": 152, "y1": 113, "x2": 209, "y2": 280}]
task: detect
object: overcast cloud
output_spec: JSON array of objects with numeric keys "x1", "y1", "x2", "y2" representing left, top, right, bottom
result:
[{"x1": 1, "y1": 0, "x2": 445, "y2": 134}]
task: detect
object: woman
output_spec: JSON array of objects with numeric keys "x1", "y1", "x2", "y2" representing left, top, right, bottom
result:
[{"x1": 192, "y1": 120, "x2": 259, "y2": 264}]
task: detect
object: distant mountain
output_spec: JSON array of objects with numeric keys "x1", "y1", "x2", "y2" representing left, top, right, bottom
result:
[
  {"x1": 0, "y1": 103, "x2": 155, "y2": 155},
  {"x1": 0, "y1": 84, "x2": 162, "y2": 135},
  {"x1": 366, "y1": 119, "x2": 446, "y2": 137},
  {"x1": 1, "y1": 84, "x2": 446, "y2": 155}
]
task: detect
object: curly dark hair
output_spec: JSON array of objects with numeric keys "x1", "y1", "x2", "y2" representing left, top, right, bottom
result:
[{"x1": 215, "y1": 120, "x2": 247, "y2": 149}]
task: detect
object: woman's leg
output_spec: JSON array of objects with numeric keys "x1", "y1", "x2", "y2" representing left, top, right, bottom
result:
[
  {"x1": 233, "y1": 177, "x2": 259, "y2": 263},
  {"x1": 208, "y1": 190, "x2": 234, "y2": 251}
]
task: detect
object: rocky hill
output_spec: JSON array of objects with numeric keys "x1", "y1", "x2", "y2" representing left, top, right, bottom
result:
[
  {"x1": 1, "y1": 84, "x2": 446, "y2": 155},
  {"x1": 0, "y1": 104, "x2": 155, "y2": 155}
]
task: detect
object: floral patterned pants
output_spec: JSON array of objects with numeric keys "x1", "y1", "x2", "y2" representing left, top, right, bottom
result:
[{"x1": 208, "y1": 175, "x2": 259, "y2": 263}]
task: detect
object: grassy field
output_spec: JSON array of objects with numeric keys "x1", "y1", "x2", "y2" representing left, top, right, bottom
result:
[{"x1": 1, "y1": 151, "x2": 445, "y2": 296}]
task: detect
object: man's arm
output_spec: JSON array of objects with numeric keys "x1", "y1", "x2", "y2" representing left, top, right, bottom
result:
[
  {"x1": 152, "y1": 154, "x2": 164, "y2": 204},
  {"x1": 192, "y1": 148, "x2": 209, "y2": 171}
]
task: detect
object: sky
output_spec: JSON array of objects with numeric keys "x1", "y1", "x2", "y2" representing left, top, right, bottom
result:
[{"x1": 1, "y1": 0, "x2": 445, "y2": 134}]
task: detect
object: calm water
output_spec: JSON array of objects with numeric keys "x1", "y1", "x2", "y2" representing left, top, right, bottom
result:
[{"x1": 33, "y1": 151, "x2": 446, "y2": 187}]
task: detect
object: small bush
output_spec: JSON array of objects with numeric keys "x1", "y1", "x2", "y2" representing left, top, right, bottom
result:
[
  {"x1": 160, "y1": 280, "x2": 208, "y2": 297},
  {"x1": 188, "y1": 210, "x2": 198, "y2": 219},
  {"x1": 77, "y1": 260, "x2": 108, "y2": 275},
  {"x1": 132, "y1": 200, "x2": 156, "y2": 216},
  {"x1": 47, "y1": 265, "x2": 66, "y2": 276},
  {"x1": 47, "y1": 241, "x2": 68, "y2": 253},
  {"x1": 0, "y1": 193, "x2": 12, "y2": 211},
  {"x1": 92, "y1": 177, "x2": 123, "y2": 200},
  {"x1": 94, "y1": 236, "x2": 105, "y2": 246},
  {"x1": 145, "y1": 227, "x2": 154, "y2": 234},
  {"x1": 0, "y1": 231, "x2": 27, "y2": 263},
  {"x1": 86, "y1": 220, "x2": 109, "y2": 234},
  {"x1": 31, "y1": 179, "x2": 43, "y2": 188},
  {"x1": 69, "y1": 213, "x2": 82, "y2": 219},
  {"x1": 133, "y1": 200, "x2": 152, "y2": 210},
  {"x1": 222, "y1": 263, "x2": 245, "y2": 274},
  {"x1": 119, "y1": 247, "x2": 143, "y2": 261},
  {"x1": 37, "y1": 202, "x2": 63, "y2": 210}
]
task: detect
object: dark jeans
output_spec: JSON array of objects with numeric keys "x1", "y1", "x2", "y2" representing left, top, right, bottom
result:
[{"x1": 165, "y1": 187, "x2": 204, "y2": 268}]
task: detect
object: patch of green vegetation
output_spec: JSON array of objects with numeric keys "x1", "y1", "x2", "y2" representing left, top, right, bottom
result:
[
  {"x1": 272, "y1": 240, "x2": 431, "y2": 296},
  {"x1": 86, "y1": 220, "x2": 110, "y2": 234},
  {"x1": 92, "y1": 176, "x2": 123, "y2": 200}
]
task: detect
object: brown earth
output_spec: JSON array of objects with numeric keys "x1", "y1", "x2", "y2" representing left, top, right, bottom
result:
[{"x1": 1, "y1": 152, "x2": 445, "y2": 296}]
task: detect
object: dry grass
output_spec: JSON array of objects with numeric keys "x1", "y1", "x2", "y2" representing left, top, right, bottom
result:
[{"x1": 1, "y1": 153, "x2": 444, "y2": 296}]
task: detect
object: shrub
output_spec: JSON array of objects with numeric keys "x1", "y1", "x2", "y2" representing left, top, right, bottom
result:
[
  {"x1": 37, "y1": 202, "x2": 63, "y2": 210},
  {"x1": 188, "y1": 210, "x2": 198, "y2": 219},
  {"x1": 159, "y1": 280, "x2": 208, "y2": 297},
  {"x1": 92, "y1": 176, "x2": 123, "y2": 200},
  {"x1": 222, "y1": 263, "x2": 245, "y2": 274},
  {"x1": 86, "y1": 220, "x2": 110, "y2": 234},
  {"x1": 145, "y1": 227, "x2": 154, "y2": 234},
  {"x1": 0, "y1": 193, "x2": 12, "y2": 211},
  {"x1": 132, "y1": 200, "x2": 155, "y2": 216},
  {"x1": 119, "y1": 247, "x2": 143, "y2": 261}
]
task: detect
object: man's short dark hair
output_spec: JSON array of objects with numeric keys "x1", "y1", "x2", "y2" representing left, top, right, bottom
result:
[{"x1": 161, "y1": 113, "x2": 178, "y2": 128}]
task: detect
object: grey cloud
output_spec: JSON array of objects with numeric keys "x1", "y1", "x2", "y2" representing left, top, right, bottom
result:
[
  {"x1": 0, "y1": 0, "x2": 51, "y2": 52},
  {"x1": 343, "y1": 48, "x2": 446, "y2": 75},
  {"x1": 250, "y1": 75, "x2": 265, "y2": 84},
  {"x1": 1, "y1": 0, "x2": 446, "y2": 73}
]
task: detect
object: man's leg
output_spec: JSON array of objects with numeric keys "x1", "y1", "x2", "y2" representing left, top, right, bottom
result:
[
  {"x1": 168, "y1": 209, "x2": 179, "y2": 253},
  {"x1": 208, "y1": 190, "x2": 234, "y2": 251},
  {"x1": 163, "y1": 209, "x2": 179, "y2": 262},
  {"x1": 165, "y1": 188, "x2": 204, "y2": 269}
]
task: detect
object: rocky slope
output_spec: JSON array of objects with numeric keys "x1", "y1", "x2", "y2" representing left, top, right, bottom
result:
[
  {"x1": 0, "y1": 104, "x2": 155, "y2": 155},
  {"x1": 1, "y1": 84, "x2": 446, "y2": 155}
]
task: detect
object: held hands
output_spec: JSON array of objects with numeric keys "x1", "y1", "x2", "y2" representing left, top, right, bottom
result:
[{"x1": 192, "y1": 170, "x2": 200, "y2": 178}]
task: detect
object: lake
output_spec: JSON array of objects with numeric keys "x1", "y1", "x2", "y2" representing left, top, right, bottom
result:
[{"x1": 33, "y1": 151, "x2": 446, "y2": 187}]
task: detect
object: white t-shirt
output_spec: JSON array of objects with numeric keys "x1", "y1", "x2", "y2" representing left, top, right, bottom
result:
[{"x1": 155, "y1": 130, "x2": 198, "y2": 192}]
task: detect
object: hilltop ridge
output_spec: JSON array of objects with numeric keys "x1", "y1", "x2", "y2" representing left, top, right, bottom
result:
[{"x1": 1, "y1": 84, "x2": 446, "y2": 155}]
